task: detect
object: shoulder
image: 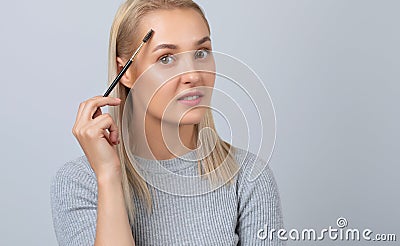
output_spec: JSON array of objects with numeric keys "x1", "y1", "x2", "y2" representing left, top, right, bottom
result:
[
  {"x1": 50, "y1": 156, "x2": 98, "y2": 245},
  {"x1": 231, "y1": 146, "x2": 280, "y2": 198},
  {"x1": 50, "y1": 155, "x2": 97, "y2": 198},
  {"x1": 51, "y1": 155, "x2": 96, "y2": 184},
  {"x1": 231, "y1": 146, "x2": 285, "y2": 244},
  {"x1": 231, "y1": 146, "x2": 273, "y2": 183}
]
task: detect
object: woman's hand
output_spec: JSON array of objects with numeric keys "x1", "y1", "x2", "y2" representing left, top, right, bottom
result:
[{"x1": 72, "y1": 95, "x2": 122, "y2": 182}]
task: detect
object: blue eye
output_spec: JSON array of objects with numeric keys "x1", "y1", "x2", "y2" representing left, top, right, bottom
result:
[
  {"x1": 159, "y1": 54, "x2": 175, "y2": 65},
  {"x1": 195, "y1": 49, "x2": 209, "y2": 59}
]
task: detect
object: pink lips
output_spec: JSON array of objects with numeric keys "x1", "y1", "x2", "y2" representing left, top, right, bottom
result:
[{"x1": 177, "y1": 90, "x2": 204, "y2": 106}]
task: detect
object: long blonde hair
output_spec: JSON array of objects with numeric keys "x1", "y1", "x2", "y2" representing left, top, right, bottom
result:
[{"x1": 107, "y1": 0, "x2": 239, "y2": 225}]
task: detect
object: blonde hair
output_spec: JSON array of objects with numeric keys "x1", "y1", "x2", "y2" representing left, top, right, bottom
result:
[{"x1": 107, "y1": 0, "x2": 239, "y2": 225}]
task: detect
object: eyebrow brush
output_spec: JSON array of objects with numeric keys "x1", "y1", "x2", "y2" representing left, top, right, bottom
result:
[{"x1": 103, "y1": 29, "x2": 154, "y2": 97}]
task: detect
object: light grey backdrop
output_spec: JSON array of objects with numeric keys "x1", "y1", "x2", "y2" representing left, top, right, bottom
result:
[{"x1": 1, "y1": 0, "x2": 398, "y2": 245}]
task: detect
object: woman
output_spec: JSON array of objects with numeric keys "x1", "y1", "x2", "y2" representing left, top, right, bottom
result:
[{"x1": 50, "y1": 0, "x2": 285, "y2": 245}]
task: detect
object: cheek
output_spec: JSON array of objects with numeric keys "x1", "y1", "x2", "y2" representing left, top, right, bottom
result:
[
  {"x1": 145, "y1": 73, "x2": 215, "y2": 122},
  {"x1": 203, "y1": 72, "x2": 216, "y2": 87},
  {"x1": 148, "y1": 82, "x2": 177, "y2": 115},
  {"x1": 202, "y1": 73, "x2": 216, "y2": 100}
]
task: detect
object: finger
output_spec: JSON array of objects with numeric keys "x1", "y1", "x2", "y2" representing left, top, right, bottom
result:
[
  {"x1": 74, "y1": 96, "x2": 102, "y2": 126},
  {"x1": 73, "y1": 102, "x2": 83, "y2": 130},
  {"x1": 102, "y1": 129, "x2": 113, "y2": 146},
  {"x1": 81, "y1": 96, "x2": 121, "y2": 122},
  {"x1": 73, "y1": 100, "x2": 90, "y2": 136},
  {"x1": 107, "y1": 120, "x2": 119, "y2": 144},
  {"x1": 92, "y1": 107, "x2": 102, "y2": 119},
  {"x1": 91, "y1": 113, "x2": 119, "y2": 144},
  {"x1": 104, "y1": 124, "x2": 119, "y2": 146}
]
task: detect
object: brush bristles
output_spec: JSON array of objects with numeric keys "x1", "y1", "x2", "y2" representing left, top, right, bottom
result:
[{"x1": 142, "y1": 29, "x2": 154, "y2": 43}]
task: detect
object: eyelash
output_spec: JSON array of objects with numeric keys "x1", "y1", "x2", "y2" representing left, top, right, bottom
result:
[{"x1": 158, "y1": 48, "x2": 211, "y2": 63}]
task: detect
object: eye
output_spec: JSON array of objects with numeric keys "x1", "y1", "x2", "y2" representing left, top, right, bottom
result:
[
  {"x1": 159, "y1": 54, "x2": 175, "y2": 65},
  {"x1": 195, "y1": 49, "x2": 209, "y2": 59}
]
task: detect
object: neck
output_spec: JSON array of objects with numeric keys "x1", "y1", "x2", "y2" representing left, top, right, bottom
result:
[
  {"x1": 146, "y1": 114, "x2": 197, "y2": 160},
  {"x1": 130, "y1": 108, "x2": 197, "y2": 160}
]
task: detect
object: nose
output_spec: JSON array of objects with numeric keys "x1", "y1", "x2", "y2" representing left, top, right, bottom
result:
[
  {"x1": 180, "y1": 54, "x2": 201, "y2": 85},
  {"x1": 181, "y1": 70, "x2": 201, "y2": 85}
]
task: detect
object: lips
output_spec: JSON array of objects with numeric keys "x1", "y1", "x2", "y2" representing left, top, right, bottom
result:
[{"x1": 177, "y1": 90, "x2": 204, "y2": 100}]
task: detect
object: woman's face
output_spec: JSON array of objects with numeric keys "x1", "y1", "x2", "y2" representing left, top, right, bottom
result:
[{"x1": 120, "y1": 8, "x2": 215, "y2": 125}]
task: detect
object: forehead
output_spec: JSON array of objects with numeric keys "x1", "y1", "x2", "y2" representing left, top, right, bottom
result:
[{"x1": 139, "y1": 8, "x2": 210, "y2": 46}]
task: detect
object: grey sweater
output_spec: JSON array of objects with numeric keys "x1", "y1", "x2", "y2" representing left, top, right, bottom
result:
[{"x1": 50, "y1": 146, "x2": 285, "y2": 245}]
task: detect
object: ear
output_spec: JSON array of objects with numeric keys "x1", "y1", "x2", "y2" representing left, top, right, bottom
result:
[{"x1": 116, "y1": 56, "x2": 135, "y2": 88}]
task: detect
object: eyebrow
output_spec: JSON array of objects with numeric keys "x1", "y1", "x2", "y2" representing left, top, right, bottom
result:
[{"x1": 152, "y1": 36, "x2": 211, "y2": 53}]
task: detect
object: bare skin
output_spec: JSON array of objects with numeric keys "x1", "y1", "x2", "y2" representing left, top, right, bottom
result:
[
  {"x1": 72, "y1": 8, "x2": 214, "y2": 246},
  {"x1": 117, "y1": 8, "x2": 215, "y2": 160}
]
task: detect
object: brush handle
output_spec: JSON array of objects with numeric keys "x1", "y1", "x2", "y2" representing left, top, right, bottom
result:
[
  {"x1": 102, "y1": 29, "x2": 154, "y2": 98},
  {"x1": 103, "y1": 59, "x2": 133, "y2": 97}
]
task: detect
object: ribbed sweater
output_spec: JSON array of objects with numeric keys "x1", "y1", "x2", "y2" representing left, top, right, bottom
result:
[{"x1": 50, "y1": 146, "x2": 285, "y2": 245}]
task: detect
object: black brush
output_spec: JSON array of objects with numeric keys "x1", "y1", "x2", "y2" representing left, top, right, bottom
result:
[{"x1": 103, "y1": 29, "x2": 154, "y2": 97}]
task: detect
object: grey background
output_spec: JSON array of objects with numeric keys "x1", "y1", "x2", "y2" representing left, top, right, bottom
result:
[{"x1": 1, "y1": 0, "x2": 399, "y2": 245}]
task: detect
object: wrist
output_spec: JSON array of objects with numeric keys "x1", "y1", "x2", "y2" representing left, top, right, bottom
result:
[{"x1": 97, "y1": 167, "x2": 122, "y2": 186}]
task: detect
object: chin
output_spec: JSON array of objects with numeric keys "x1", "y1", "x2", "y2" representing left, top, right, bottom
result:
[{"x1": 179, "y1": 108, "x2": 207, "y2": 125}]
